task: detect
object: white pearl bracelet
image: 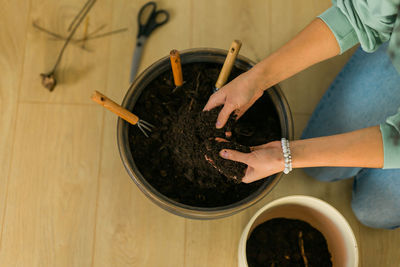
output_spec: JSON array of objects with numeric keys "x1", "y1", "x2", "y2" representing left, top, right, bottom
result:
[{"x1": 281, "y1": 138, "x2": 292, "y2": 174}]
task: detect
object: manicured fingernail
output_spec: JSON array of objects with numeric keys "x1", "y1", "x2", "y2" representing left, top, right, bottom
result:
[
  {"x1": 220, "y1": 150, "x2": 229, "y2": 158},
  {"x1": 216, "y1": 121, "x2": 222, "y2": 128}
]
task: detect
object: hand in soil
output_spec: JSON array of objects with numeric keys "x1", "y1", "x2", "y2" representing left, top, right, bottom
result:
[
  {"x1": 202, "y1": 138, "x2": 250, "y2": 183},
  {"x1": 203, "y1": 69, "x2": 264, "y2": 129},
  {"x1": 220, "y1": 141, "x2": 285, "y2": 183}
]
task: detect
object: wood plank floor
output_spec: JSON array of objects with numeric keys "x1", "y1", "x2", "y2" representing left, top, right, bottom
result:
[{"x1": 1, "y1": 0, "x2": 399, "y2": 266}]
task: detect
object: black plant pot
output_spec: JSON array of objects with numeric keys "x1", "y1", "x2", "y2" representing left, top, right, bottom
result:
[{"x1": 117, "y1": 48, "x2": 293, "y2": 219}]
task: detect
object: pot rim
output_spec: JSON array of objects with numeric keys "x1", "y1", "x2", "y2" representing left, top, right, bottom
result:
[{"x1": 117, "y1": 48, "x2": 294, "y2": 219}]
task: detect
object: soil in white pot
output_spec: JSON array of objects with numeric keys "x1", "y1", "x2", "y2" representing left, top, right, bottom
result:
[{"x1": 246, "y1": 218, "x2": 332, "y2": 267}]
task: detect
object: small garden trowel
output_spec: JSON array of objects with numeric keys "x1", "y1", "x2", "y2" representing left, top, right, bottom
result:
[{"x1": 214, "y1": 40, "x2": 242, "y2": 92}]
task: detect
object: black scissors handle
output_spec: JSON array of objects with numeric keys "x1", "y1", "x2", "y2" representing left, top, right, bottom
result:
[{"x1": 137, "y1": 1, "x2": 169, "y2": 38}]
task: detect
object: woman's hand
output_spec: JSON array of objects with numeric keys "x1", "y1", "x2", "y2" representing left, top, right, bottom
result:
[
  {"x1": 203, "y1": 19, "x2": 340, "y2": 130},
  {"x1": 203, "y1": 69, "x2": 264, "y2": 129},
  {"x1": 219, "y1": 126, "x2": 384, "y2": 183},
  {"x1": 220, "y1": 141, "x2": 285, "y2": 183}
]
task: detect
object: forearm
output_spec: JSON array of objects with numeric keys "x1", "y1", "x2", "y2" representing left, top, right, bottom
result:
[
  {"x1": 291, "y1": 126, "x2": 384, "y2": 169},
  {"x1": 250, "y1": 18, "x2": 340, "y2": 90}
]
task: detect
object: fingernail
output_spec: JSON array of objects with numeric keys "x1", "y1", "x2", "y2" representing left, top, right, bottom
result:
[
  {"x1": 220, "y1": 150, "x2": 229, "y2": 158},
  {"x1": 216, "y1": 121, "x2": 222, "y2": 128}
]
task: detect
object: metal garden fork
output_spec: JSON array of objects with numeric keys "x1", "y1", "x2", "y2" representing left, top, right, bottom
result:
[{"x1": 91, "y1": 91, "x2": 154, "y2": 137}]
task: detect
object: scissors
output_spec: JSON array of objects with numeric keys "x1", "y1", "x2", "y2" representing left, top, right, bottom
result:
[{"x1": 129, "y1": 1, "x2": 169, "y2": 83}]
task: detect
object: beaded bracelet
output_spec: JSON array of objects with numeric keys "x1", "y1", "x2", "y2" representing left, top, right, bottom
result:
[{"x1": 281, "y1": 138, "x2": 292, "y2": 174}]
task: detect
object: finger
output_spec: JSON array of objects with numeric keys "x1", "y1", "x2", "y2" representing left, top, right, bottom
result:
[
  {"x1": 242, "y1": 168, "x2": 262, "y2": 183},
  {"x1": 219, "y1": 149, "x2": 250, "y2": 164},
  {"x1": 242, "y1": 175, "x2": 259, "y2": 183},
  {"x1": 235, "y1": 98, "x2": 258, "y2": 119},
  {"x1": 216, "y1": 103, "x2": 235, "y2": 129},
  {"x1": 235, "y1": 90, "x2": 263, "y2": 119},
  {"x1": 214, "y1": 137, "x2": 228, "y2": 142},
  {"x1": 234, "y1": 109, "x2": 247, "y2": 120},
  {"x1": 242, "y1": 167, "x2": 254, "y2": 183},
  {"x1": 203, "y1": 91, "x2": 226, "y2": 111}
]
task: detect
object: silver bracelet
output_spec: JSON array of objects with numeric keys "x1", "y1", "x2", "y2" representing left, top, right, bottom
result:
[{"x1": 281, "y1": 138, "x2": 292, "y2": 174}]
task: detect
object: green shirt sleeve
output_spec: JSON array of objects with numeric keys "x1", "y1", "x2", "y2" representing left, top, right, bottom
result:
[
  {"x1": 380, "y1": 109, "x2": 400, "y2": 169},
  {"x1": 318, "y1": 0, "x2": 399, "y2": 54},
  {"x1": 318, "y1": 6, "x2": 359, "y2": 53}
]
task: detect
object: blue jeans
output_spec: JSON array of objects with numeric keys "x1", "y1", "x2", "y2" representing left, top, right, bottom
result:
[{"x1": 301, "y1": 43, "x2": 400, "y2": 229}]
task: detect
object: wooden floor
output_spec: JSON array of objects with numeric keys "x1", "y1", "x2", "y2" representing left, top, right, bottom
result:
[{"x1": 1, "y1": 0, "x2": 399, "y2": 266}]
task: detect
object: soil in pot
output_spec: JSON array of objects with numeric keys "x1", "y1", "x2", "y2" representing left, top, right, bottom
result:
[
  {"x1": 202, "y1": 137, "x2": 251, "y2": 182},
  {"x1": 246, "y1": 218, "x2": 332, "y2": 267},
  {"x1": 129, "y1": 62, "x2": 281, "y2": 207}
]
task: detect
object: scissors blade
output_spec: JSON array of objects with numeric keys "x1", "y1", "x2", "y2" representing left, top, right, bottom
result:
[{"x1": 130, "y1": 35, "x2": 148, "y2": 83}]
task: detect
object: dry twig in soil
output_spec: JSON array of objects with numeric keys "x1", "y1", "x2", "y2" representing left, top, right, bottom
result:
[
  {"x1": 188, "y1": 72, "x2": 201, "y2": 111},
  {"x1": 298, "y1": 231, "x2": 309, "y2": 267}
]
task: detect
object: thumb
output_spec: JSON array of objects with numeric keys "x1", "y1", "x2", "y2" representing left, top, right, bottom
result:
[
  {"x1": 216, "y1": 103, "x2": 235, "y2": 129},
  {"x1": 241, "y1": 167, "x2": 259, "y2": 183},
  {"x1": 220, "y1": 149, "x2": 250, "y2": 164}
]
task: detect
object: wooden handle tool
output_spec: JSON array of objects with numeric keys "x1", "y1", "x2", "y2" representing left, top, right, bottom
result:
[
  {"x1": 91, "y1": 90, "x2": 139, "y2": 125},
  {"x1": 215, "y1": 40, "x2": 242, "y2": 90},
  {"x1": 170, "y1": 49, "x2": 183, "y2": 87}
]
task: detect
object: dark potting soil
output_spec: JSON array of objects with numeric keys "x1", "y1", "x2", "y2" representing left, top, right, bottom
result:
[
  {"x1": 202, "y1": 138, "x2": 250, "y2": 182},
  {"x1": 246, "y1": 218, "x2": 332, "y2": 267},
  {"x1": 129, "y1": 62, "x2": 281, "y2": 207}
]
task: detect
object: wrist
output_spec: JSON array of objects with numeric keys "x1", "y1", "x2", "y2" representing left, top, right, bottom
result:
[
  {"x1": 250, "y1": 55, "x2": 286, "y2": 91},
  {"x1": 289, "y1": 140, "x2": 307, "y2": 169},
  {"x1": 249, "y1": 63, "x2": 275, "y2": 91},
  {"x1": 280, "y1": 138, "x2": 293, "y2": 174},
  {"x1": 269, "y1": 140, "x2": 286, "y2": 173}
]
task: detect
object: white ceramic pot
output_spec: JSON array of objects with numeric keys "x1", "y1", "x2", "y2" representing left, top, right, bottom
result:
[{"x1": 238, "y1": 195, "x2": 358, "y2": 267}]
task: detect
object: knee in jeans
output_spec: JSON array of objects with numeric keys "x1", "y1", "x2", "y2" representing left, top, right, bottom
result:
[
  {"x1": 351, "y1": 197, "x2": 400, "y2": 229},
  {"x1": 302, "y1": 167, "x2": 341, "y2": 182}
]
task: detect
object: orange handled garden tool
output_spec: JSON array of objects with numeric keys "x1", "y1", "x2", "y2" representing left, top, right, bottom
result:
[
  {"x1": 170, "y1": 49, "x2": 184, "y2": 93},
  {"x1": 91, "y1": 90, "x2": 154, "y2": 137},
  {"x1": 170, "y1": 49, "x2": 183, "y2": 87}
]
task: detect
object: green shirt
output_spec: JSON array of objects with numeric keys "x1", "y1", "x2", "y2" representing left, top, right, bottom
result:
[{"x1": 318, "y1": 0, "x2": 400, "y2": 168}]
